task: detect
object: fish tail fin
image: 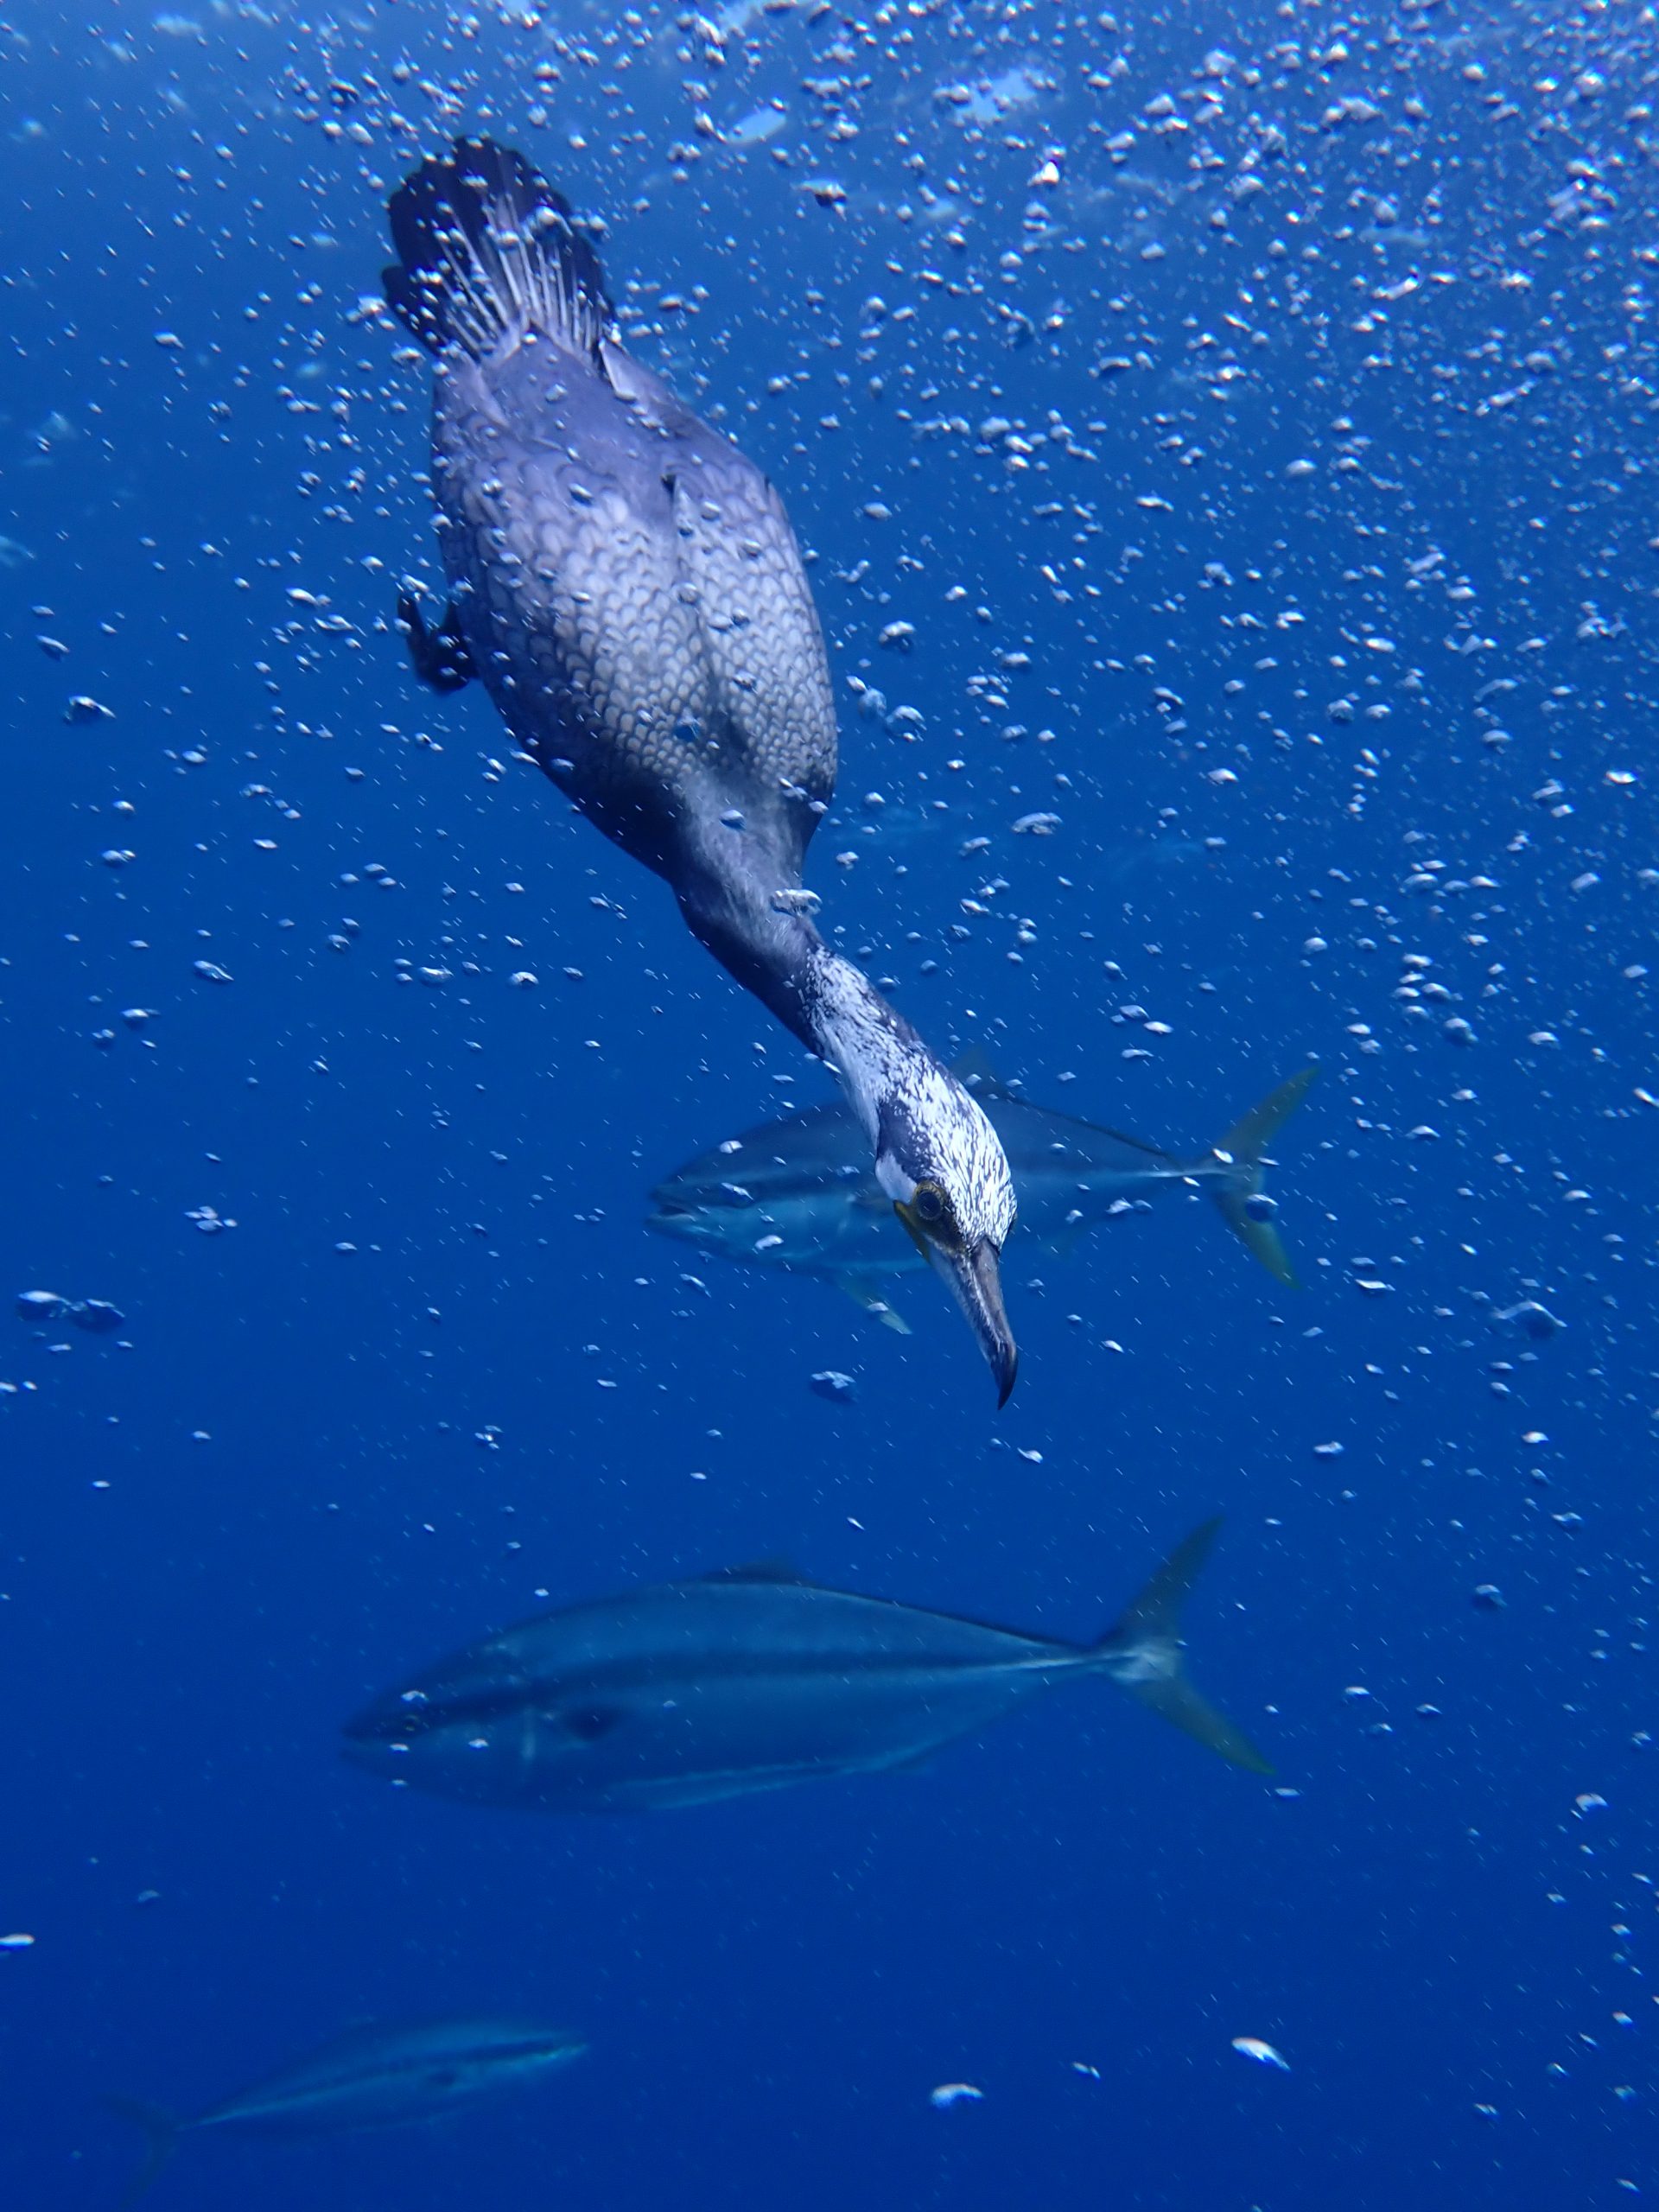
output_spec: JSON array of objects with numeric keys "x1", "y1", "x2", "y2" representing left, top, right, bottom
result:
[
  {"x1": 1203, "y1": 1065, "x2": 1319, "y2": 1288},
  {"x1": 1096, "y1": 1520, "x2": 1273, "y2": 1775},
  {"x1": 105, "y1": 2096, "x2": 181, "y2": 2203},
  {"x1": 384, "y1": 136, "x2": 613, "y2": 361}
]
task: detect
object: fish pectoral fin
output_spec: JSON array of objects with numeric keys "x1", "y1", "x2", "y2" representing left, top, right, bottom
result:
[
  {"x1": 1044, "y1": 1220, "x2": 1096, "y2": 1258},
  {"x1": 558, "y1": 1704, "x2": 628, "y2": 1743},
  {"x1": 880, "y1": 1743, "x2": 943, "y2": 1773},
  {"x1": 949, "y1": 1044, "x2": 1014, "y2": 1098},
  {"x1": 835, "y1": 1274, "x2": 912, "y2": 1334}
]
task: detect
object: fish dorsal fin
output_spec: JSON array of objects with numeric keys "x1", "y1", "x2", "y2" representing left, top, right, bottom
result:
[
  {"x1": 701, "y1": 1559, "x2": 805, "y2": 1585},
  {"x1": 950, "y1": 1046, "x2": 1018, "y2": 1100}
]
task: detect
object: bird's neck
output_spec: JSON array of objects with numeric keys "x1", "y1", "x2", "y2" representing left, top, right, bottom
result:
[
  {"x1": 800, "y1": 949, "x2": 929, "y2": 1154},
  {"x1": 674, "y1": 848, "x2": 925, "y2": 1141}
]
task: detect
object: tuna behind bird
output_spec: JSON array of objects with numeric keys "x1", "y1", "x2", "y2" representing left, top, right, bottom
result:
[
  {"x1": 380, "y1": 138, "x2": 1018, "y2": 1402},
  {"x1": 649, "y1": 1062, "x2": 1319, "y2": 1324}
]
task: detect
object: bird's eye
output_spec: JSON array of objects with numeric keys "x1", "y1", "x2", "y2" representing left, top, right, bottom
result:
[{"x1": 912, "y1": 1180, "x2": 946, "y2": 1224}]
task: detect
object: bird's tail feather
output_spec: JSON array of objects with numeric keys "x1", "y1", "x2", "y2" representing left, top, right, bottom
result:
[
  {"x1": 1201, "y1": 1065, "x2": 1319, "y2": 1287},
  {"x1": 384, "y1": 136, "x2": 613, "y2": 361},
  {"x1": 1096, "y1": 1520, "x2": 1273, "y2": 1775},
  {"x1": 105, "y1": 2095, "x2": 181, "y2": 2204}
]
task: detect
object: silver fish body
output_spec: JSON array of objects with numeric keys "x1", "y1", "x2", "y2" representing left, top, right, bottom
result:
[
  {"x1": 343, "y1": 1529, "x2": 1269, "y2": 1815},
  {"x1": 111, "y1": 2016, "x2": 586, "y2": 2199},
  {"x1": 188, "y1": 2017, "x2": 585, "y2": 2137}
]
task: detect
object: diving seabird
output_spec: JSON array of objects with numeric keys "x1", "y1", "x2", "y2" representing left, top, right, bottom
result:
[{"x1": 383, "y1": 138, "x2": 1018, "y2": 1402}]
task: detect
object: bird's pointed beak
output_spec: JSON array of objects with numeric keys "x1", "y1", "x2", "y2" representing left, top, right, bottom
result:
[{"x1": 938, "y1": 1236, "x2": 1019, "y2": 1407}]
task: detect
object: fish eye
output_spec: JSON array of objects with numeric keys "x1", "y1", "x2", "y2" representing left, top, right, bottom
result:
[{"x1": 912, "y1": 1180, "x2": 946, "y2": 1224}]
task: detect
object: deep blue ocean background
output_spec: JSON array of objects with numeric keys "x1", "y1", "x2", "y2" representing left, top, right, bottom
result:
[{"x1": 3, "y1": 1, "x2": 1656, "y2": 2205}]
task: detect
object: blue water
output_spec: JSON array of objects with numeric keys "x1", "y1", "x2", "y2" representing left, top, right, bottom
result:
[{"x1": 3, "y1": 1, "x2": 1655, "y2": 2205}]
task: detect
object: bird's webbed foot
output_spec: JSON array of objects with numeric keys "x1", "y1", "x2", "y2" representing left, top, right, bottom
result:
[{"x1": 396, "y1": 592, "x2": 475, "y2": 695}]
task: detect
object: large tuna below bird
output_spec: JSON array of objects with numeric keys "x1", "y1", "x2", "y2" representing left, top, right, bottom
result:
[
  {"x1": 343, "y1": 1522, "x2": 1270, "y2": 1815},
  {"x1": 382, "y1": 138, "x2": 1019, "y2": 1400}
]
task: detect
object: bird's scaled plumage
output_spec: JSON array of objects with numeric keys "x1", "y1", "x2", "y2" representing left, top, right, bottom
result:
[{"x1": 383, "y1": 137, "x2": 1016, "y2": 1396}]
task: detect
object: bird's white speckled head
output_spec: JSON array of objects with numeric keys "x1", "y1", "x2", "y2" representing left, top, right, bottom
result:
[
  {"x1": 810, "y1": 952, "x2": 1019, "y2": 1402},
  {"x1": 871, "y1": 1058, "x2": 1017, "y2": 1250}
]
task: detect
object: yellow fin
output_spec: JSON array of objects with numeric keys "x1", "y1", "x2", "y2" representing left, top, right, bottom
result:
[{"x1": 1206, "y1": 1065, "x2": 1319, "y2": 1288}]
